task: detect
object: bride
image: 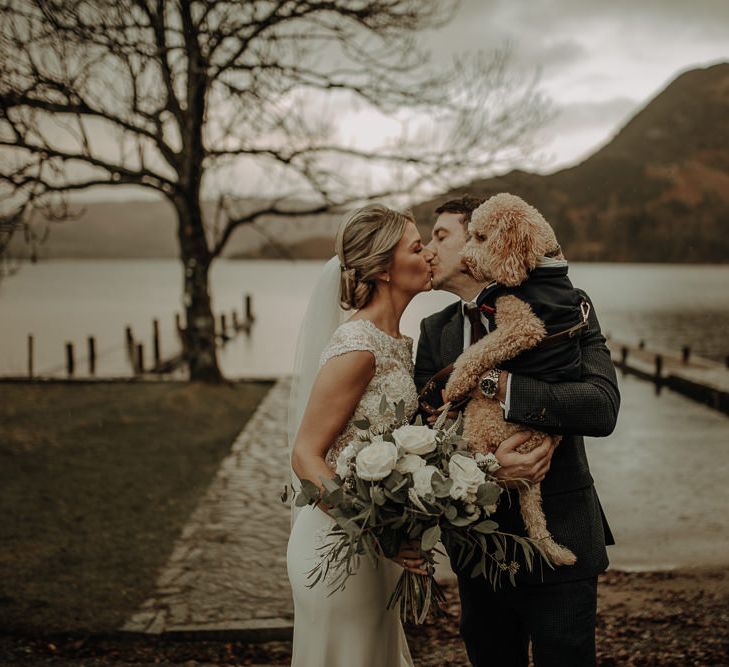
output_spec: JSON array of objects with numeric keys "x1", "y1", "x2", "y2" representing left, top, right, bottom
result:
[{"x1": 287, "y1": 204, "x2": 435, "y2": 666}]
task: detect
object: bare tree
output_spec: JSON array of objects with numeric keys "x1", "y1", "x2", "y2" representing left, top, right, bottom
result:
[{"x1": 0, "y1": 0, "x2": 548, "y2": 381}]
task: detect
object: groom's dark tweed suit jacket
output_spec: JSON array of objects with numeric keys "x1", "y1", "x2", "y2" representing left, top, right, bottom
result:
[{"x1": 415, "y1": 290, "x2": 619, "y2": 584}]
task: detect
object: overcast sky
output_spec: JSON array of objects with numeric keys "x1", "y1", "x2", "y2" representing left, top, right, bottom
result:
[
  {"x1": 424, "y1": 0, "x2": 729, "y2": 172},
  {"x1": 40, "y1": 0, "x2": 728, "y2": 201}
]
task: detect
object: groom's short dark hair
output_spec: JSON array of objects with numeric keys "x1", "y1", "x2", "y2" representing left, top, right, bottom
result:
[{"x1": 434, "y1": 195, "x2": 485, "y2": 229}]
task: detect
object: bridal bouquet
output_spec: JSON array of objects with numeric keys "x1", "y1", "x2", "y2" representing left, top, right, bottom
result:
[{"x1": 296, "y1": 395, "x2": 550, "y2": 624}]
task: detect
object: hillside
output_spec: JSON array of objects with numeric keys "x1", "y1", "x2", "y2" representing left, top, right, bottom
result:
[{"x1": 413, "y1": 62, "x2": 729, "y2": 262}]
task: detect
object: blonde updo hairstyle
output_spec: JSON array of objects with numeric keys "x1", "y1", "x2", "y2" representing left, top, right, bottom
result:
[{"x1": 335, "y1": 204, "x2": 413, "y2": 310}]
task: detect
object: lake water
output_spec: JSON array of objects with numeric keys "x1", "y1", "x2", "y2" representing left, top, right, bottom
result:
[
  {"x1": 3, "y1": 259, "x2": 729, "y2": 568},
  {"x1": 1, "y1": 260, "x2": 728, "y2": 378}
]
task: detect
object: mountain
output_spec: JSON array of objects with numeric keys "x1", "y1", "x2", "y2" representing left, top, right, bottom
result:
[
  {"x1": 7, "y1": 199, "x2": 341, "y2": 260},
  {"x1": 412, "y1": 62, "x2": 729, "y2": 263},
  {"x1": 7, "y1": 63, "x2": 729, "y2": 262}
]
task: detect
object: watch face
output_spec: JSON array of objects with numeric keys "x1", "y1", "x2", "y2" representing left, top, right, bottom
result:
[{"x1": 479, "y1": 377, "x2": 497, "y2": 397}]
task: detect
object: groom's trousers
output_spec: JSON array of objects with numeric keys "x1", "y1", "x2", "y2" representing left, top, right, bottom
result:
[{"x1": 456, "y1": 572, "x2": 598, "y2": 667}]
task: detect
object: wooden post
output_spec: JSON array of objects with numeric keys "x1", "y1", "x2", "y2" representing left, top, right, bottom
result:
[
  {"x1": 681, "y1": 346, "x2": 690, "y2": 364},
  {"x1": 232, "y1": 311, "x2": 239, "y2": 330},
  {"x1": 88, "y1": 336, "x2": 96, "y2": 375},
  {"x1": 153, "y1": 319, "x2": 161, "y2": 366},
  {"x1": 654, "y1": 354, "x2": 663, "y2": 395},
  {"x1": 638, "y1": 339, "x2": 645, "y2": 350},
  {"x1": 28, "y1": 334, "x2": 34, "y2": 378},
  {"x1": 136, "y1": 343, "x2": 144, "y2": 374},
  {"x1": 220, "y1": 313, "x2": 228, "y2": 340},
  {"x1": 242, "y1": 293, "x2": 254, "y2": 334},
  {"x1": 620, "y1": 346, "x2": 628, "y2": 370},
  {"x1": 66, "y1": 342, "x2": 75, "y2": 377},
  {"x1": 125, "y1": 326, "x2": 134, "y2": 357}
]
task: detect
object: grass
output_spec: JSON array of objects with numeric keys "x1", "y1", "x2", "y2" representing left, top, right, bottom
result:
[{"x1": 0, "y1": 380, "x2": 272, "y2": 635}]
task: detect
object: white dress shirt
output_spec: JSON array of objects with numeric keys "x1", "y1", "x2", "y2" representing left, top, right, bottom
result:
[{"x1": 460, "y1": 286, "x2": 512, "y2": 418}]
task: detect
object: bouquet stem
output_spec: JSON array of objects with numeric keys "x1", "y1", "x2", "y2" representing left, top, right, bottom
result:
[{"x1": 387, "y1": 570, "x2": 448, "y2": 625}]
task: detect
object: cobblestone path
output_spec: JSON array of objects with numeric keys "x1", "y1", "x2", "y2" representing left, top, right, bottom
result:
[{"x1": 122, "y1": 379, "x2": 294, "y2": 637}]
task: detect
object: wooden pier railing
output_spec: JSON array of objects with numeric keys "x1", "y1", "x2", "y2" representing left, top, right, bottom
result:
[
  {"x1": 19, "y1": 293, "x2": 256, "y2": 380},
  {"x1": 609, "y1": 337, "x2": 729, "y2": 416}
]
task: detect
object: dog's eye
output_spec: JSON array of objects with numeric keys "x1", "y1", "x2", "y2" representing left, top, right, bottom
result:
[{"x1": 473, "y1": 233, "x2": 486, "y2": 242}]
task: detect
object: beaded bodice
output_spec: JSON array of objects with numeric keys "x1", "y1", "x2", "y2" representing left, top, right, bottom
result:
[{"x1": 319, "y1": 319, "x2": 418, "y2": 468}]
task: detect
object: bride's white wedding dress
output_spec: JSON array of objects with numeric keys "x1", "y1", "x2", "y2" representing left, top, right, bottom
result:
[{"x1": 287, "y1": 319, "x2": 418, "y2": 667}]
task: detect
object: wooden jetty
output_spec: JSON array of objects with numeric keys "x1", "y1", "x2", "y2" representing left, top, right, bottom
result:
[{"x1": 609, "y1": 337, "x2": 729, "y2": 416}]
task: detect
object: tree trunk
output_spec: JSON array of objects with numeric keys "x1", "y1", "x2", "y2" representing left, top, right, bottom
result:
[{"x1": 174, "y1": 195, "x2": 223, "y2": 383}]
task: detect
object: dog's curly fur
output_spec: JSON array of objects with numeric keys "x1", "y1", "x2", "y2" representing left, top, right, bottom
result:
[{"x1": 445, "y1": 193, "x2": 577, "y2": 567}]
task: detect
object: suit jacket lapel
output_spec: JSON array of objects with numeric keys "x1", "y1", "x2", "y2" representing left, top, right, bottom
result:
[{"x1": 441, "y1": 309, "x2": 464, "y2": 367}]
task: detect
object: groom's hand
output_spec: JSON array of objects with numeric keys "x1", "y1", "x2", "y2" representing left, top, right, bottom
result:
[{"x1": 494, "y1": 431, "x2": 556, "y2": 487}]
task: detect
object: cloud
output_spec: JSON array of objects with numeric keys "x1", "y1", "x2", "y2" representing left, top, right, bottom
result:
[{"x1": 547, "y1": 97, "x2": 638, "y2": 134}]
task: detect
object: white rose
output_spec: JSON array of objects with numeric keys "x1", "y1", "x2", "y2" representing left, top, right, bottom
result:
[
  {"x1": 449, "y1": 454, "x2": 486, "y2": 496},
  {"x1": 449, "y1": 479, "x2": 470, "y2": 501},
  {"x1": 334, "y1": 442, "x2": 357, "y2": 478},
  {"x1": 392, "y1": 425, "x2": 437, "y2": 456},
  {"x1": 355, "y1": 440, "x2": 399, "y2": 481},
  {"x1": 335, "y1": 440, "x2": 368, "y2": 478},
  {"x1": 412, "y1": 465, "x2": 438, "y2": 497},
  {"x1": 395, "y1": 453, "x2": 426, "y2": 475}
]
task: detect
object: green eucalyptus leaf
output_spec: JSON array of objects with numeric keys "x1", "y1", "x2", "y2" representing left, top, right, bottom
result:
[
  {"x1": 395, "y1": 399, "x2": 405, "y2": 422},
  {"x1": 382, "y1": 469, "x2": 405, "y2": 491},
  {"x1": 448, "y1": 411, "x2": 463, "y2": 435},
  {"x1": 300, "y1": 479, "x2": 320, "y2": 501},
  {"x1": 421, "y1": 524, "x2": 441, "y2": 551},
  {"x1": 323, "y1": 487, "x2": 344, "y2": 506},
  {"x1": 473, "y1": 520, "x2": 498, "y2": 534},
  {"x1": 353, "y1": 418, "x2": 370, "y2": 430},
  {"x1": 444, "y1": 504, "x2": 458, "y2": 521},
  {"x1": 476, "y1": 482, "x2": 502, "y2": 506},
  {"x1": 356, "y1": 477, "x2": 371, "y2": 500},
  {"x1": 434, "y1": 402, "x2": 450, "y2": 430},
  {"x1": 408, "y1": 523, "x2": 424, "y2": 540},
  {"x1": 371, "y1": 486, "x2": 386, "y2": 506},
  {"x1": 470, "y1": 558, "x2": 484, "y2": 579},
  {"x1": 379, "y1": 393, "x2": 389, "y2": 415},
  {"x1": 321, "y1": 477, "x2": 341, "y2": 494},
  {"x1": 448, "y1": 515, "x2": 474, "y2": 527},
  {"x1": 431, "y1": 471, "x2": 453, "y2": 498}
]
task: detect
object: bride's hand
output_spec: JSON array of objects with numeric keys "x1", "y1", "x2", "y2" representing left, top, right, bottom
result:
[
  {"x1": 392, "y1": 542, "x2": 428, "y2": 575},
  {"x1": 425, "y1": 390, "x2": 460, "y2": 425}
]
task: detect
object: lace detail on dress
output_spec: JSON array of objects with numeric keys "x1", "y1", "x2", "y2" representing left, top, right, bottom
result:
[{"x1": 318, "y1": 319, "x2": 418, "y2": 469}]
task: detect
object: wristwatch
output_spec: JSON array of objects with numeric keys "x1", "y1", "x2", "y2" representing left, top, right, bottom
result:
[{"x1": 478, "y1": 369, "x2": 501, "y2": 399}]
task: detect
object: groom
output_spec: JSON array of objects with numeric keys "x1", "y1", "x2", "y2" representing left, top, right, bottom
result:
[{"x1": 415, "y1": 196, "x2": 619, "y2": 667}]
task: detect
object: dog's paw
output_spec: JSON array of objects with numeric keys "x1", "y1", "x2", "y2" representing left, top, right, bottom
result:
[{"x1": 444, "y1": 369, "x2": 473, "y2": 403}]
